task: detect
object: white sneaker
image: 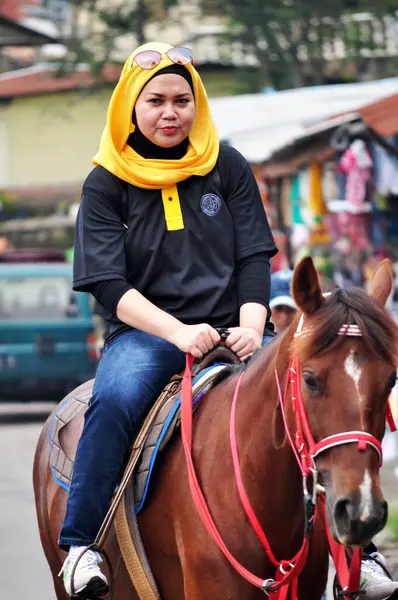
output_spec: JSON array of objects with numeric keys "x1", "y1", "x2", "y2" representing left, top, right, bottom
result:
[
  {"x1": 60, "y1": 546, "x2": 109, "y2": 597},
  {"x1": 360, "y1": 552, "x2": 398, "y2": 600}
]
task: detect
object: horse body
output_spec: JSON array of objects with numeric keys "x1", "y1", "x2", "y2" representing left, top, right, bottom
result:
[
  {"x1": 34, "y1": 335, "x2": 329, "y2": 599},
  {"x1": 33, "y1": 258, "x2": 398, "y2": 599}
]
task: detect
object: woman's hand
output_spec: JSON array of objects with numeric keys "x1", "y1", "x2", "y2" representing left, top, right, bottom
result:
[
  {"x1": 225, "y1": 326, "x2": 262, "y2": 361},
  {"x1": 171, "y1": 324, "x2": 220, "y2": 359}
]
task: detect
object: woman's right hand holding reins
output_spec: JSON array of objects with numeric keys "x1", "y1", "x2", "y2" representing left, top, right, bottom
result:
[{"x1": 171, "y1": 323, "x2": 220, "y2": 359}]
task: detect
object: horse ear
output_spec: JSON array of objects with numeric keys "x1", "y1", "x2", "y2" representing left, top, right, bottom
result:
[
  {"x1": 292, "y1": 256, "x2": 324, "y2": 316},
  {"x1": 368, "y1": 259, "x2": 393, "y2": 306}
]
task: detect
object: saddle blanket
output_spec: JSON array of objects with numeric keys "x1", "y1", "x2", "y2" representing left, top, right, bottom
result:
[{"x1": 49, "y1": 363, "x2": 231, "y2": 513}]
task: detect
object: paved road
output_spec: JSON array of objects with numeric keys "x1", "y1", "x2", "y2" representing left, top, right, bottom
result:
[
  {"x1": 0, "y1": 403, "x2": 396, "y2": 600},
  {"x1": 0, "y1": 404, "x2": 56, "y2": 600}
]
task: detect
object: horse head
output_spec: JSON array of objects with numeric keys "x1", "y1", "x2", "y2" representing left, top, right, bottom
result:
[{"x1": 288, "y1": 257, "x2": 398, "y2": 547}]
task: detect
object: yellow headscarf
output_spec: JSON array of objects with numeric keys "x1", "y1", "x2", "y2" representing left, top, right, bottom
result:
[{"x1": 93, "y1": 42, "x2": 219, "y2": 230}]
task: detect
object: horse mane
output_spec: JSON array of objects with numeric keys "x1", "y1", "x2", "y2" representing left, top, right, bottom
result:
[{"x1": 293, "y1": 286, "x2": 398, "y2": 366}]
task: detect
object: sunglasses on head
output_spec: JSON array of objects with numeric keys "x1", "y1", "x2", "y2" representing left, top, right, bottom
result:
[{"x1": 133, "y1": 47, "x2": 193, "y2": 70}]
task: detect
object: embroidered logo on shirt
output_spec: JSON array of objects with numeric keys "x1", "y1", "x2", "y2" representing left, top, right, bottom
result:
[{"x1": 200, "y1": 193, "x2": 221, "y2": 216}]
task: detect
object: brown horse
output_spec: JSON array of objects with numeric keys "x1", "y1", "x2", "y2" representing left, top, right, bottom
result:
[{"x1": 33, "y1": 257, "x2": 398, "y2": 600}]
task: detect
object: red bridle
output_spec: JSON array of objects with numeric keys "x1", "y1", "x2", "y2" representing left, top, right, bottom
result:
[
  {"x1": 180, "y1": 319, "x2": 396, "y2": 599},
  {"x1": 289, "y1": 316, "x2": 396, "y2": 473}
]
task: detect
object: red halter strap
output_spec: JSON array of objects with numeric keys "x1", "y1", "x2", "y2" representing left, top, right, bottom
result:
[{"x1": 287, "y1": 354, "x2": 384, "y2": 471}]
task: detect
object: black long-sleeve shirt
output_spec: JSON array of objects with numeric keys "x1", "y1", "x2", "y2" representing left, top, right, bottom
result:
[{"x1": 73, "y1": 144, "x2": 277, "y2": 342}]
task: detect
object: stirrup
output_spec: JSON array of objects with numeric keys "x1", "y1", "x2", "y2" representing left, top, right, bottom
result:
[
  {"x1": 68, "y1": 544, "x2": 113, "y2": 600},
  {"x1": 333, "y1": 575, "x2": 364, "y2": 599}
]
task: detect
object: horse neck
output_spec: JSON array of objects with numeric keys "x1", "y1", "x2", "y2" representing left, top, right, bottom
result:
[{"x1": 233, "y1": 333, "x2": 305, "y2": 537}]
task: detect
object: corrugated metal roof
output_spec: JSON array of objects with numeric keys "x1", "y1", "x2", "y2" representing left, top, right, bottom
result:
[
  {"x1": 0, "y1": 15, "x2": 57, "y2": 47},
  {"x1": 265, "y1": 87, "x2": 398, "y2": 169},
  {"x1": 209, "y1": 77, "x2": 398, "y2": 162}
]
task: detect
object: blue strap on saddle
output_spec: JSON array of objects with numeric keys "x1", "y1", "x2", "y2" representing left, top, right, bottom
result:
[{"x1": 135, "y1": 363, "x2": 226, "y2": 513}]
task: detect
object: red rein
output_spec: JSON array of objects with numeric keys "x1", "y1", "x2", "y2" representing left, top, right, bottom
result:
[
  {"x1": 180, "y1": 352, "x2": 396, "y2": 598},
  {"x1": 181, "y1": 355, "x2": 310, "y2": 599}
]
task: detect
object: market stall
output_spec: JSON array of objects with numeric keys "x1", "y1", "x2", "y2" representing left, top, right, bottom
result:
[{"x1": 262, "y1": 92, "x2": 398, "y2": 289}]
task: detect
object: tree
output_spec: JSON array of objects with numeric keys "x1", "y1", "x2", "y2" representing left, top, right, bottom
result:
[
  {"x1": 44, "y1": 0, "x2": 398, "y2": 90},
  {"x1": 43, "y1": 0, "x2": 179, "y2": 75},
  {"x1": 199, "y1": 0, "x2": 398, "y2": 89}
]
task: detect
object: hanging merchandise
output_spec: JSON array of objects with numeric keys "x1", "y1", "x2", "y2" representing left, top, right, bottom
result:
[
  {"x1": 373, "y1": 142, "x2": 398, "y2": 197},
  {"x1": 308, "y1": 161, "x2": 328, "y2": 218},
  {"x1": 252, "y1": 164, "x2": 270, "y2": 212},
  {"x1": 334, "y1": 151, "x2": 347, "y2": 201},
  {"x1": 308, "y1": 162, "x2": 330, "y2": 247},
  {"x1": 281, "y1": 177, "x2": 292, "y2": 228},
  {"x1": 298, "y1": 167, "x2": 312, "y2": 225},
  {"x1": 345, "y1": 213, "x2": 371, "y2": 250},
  {"x1": 290, "y1": 174, "x2": 304, "y2": 225},
  {"x1": 298, "y1": 167, "x2": 309, "y2": 201},
  {"x1": 322, "y1": 162, "x2": 338, "y2": 203},
  {"x1": 264, "y1": 178, "x2": 279, "y2": 229},
  {"x1": 256, "y1": 177, "x2": 269, "y2": 210},
  {"x1": 271, "y1": 230, "x2": 290, "y2": 272},
  {"x1": 339, "y1": 140, "x2": 372, "y2": 210},
  {"x1": 289, "y1": 174, "x2": 310, "y2": 264}
]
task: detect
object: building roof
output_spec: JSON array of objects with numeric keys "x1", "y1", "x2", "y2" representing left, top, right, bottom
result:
[
  {"x1": 359, "y1": 92, "x2": 398, "y2": 137},
  {"x1": 264, "y1": 85, "x2": 398, "y2": 172},
  {"x1": 0, "y1": 0, "x2": 38, "y2": 21},
  {"x1": 0, "y1": 14, "x2": 58, "y2": 47},
  {"x1": 0, "y1": 63, "x2": 122, "y2": 98},
  {"x1": 209, "y1": 77, "x2": 398, "y2": 163}
]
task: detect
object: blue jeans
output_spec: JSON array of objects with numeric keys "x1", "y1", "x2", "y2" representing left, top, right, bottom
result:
[{"x1": 59, "y1": 329, "x2": 274, "y2": 549}]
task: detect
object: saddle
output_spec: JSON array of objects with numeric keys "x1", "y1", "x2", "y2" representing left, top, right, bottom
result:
[{"x1": 50, "y1": 344, "x2": 240, "y2": 506}]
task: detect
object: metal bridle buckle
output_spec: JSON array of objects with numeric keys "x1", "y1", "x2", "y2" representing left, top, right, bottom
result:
[
  {"x1": 279, "y1": 562, "x2": 295, "y2": 575},
  {"x1": 303, "y1": 468, "x2": 325, "y2": 504},
  {"x1": 310, "y1": 468, "x2": 321, "y2": 504},
  {"x1": 312, "y1": 468, "x2": 326, "y2": 500},
  {"x1": 303, "y1": 469, "x2": 319, "y2": 536},
  {"x1": 262, "y1": 579, "x2": 276, "y2": 595}
]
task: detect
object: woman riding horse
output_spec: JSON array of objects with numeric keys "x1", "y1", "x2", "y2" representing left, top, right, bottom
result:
[
  {"x1": 59, "y1": 41, "x2": 278, "y2": 596},
  {"x1": 37, "y1": 40, "x2": 398, "y2": 600}
]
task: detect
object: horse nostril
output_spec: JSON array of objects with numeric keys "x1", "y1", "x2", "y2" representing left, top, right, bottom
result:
[
  {"x1": 333, "y1": 496, "x2": 388, "y2": 541},
  {"x1": 334, "y1": 497, "x2": 353, "y2": 528}
]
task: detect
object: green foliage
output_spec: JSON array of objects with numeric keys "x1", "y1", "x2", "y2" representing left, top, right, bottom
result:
[
  {"x1": 196, "y1": 0, "x2": 398, "y2": 89},
  {"x1": 199, "y1": 68, "x2": 258, "y2": 95},
  {"x1": 46, "y1": 0, "x2": 177, "y2": 72},
  {"x1": 388, "y1": 505, "x2": 398, "y2": 541},
  {"x1": 43, "y1": 0, "x2": 398, "y2": 92}
]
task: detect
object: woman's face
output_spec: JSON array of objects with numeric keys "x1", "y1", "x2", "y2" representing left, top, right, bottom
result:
[{"x1": 135, "y1": 73, "x2": 195, "y2": 148}]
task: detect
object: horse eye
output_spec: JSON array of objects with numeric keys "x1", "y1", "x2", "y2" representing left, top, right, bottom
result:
[
  {"x1": 303, "y1": 372, "x2": 320, "y2": 392},
  {"x1": 388, "y1": 374, "x2": 397, "y2": 390}
]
